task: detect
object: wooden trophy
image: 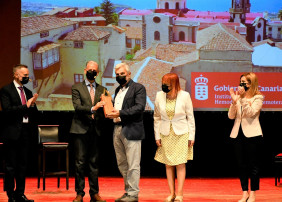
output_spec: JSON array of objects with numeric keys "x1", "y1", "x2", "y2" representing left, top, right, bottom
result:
[{"x1": 101, "y1": 89, "x2": 114, "y2": 118}]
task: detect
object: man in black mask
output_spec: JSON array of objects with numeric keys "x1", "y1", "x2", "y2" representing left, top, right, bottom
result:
[
  {"x1": 70, "y1": 61, "x2": 107, "y2": 202},
  {"x1": 0, "y1": 64, "x2": 38, "y2": 202},
  {"x1": 107, "y1": 63, "x2": 146, "y2": 202}
]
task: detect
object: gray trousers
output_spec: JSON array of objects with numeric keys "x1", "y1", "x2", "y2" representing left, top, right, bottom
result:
[{"x1": 113, "y1": 125, "x2": 141, "y2": 197}]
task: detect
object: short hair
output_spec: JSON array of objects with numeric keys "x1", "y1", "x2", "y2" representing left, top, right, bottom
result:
[
  {"x1": 85, "y1": 61, "x2": 99, "y2": 71},
  {"x1": 114, "y1": 63, "x2": 130, "y2": 73},
  {"x1": 162, "y1": 73, "x2": 181, "y2": 99},
  {"x1": 13, "y1": 64, "x2": 28, "y2": 74}
]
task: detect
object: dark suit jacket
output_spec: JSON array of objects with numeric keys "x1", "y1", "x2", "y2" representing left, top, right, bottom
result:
[
  {"x1": 114, "y1": 79, "x2": 146, "y2": 140},
  {"x1": 0, "y1": 82, "x2": 39, "y2": 141},
  {"x1": 70, "y1": 81, "x2": 106, "y2": 136}
]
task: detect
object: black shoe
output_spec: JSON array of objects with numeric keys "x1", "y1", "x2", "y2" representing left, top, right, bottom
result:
[
  {"x1": 8, "y1": 197, "x2": 16, "y2": 202},
  {"x1": 16, "y1": 195, "x2": 34, "y2": 202}
]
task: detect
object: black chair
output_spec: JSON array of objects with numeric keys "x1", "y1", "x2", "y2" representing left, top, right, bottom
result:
[
  {"x1": 37, "y1": 125, "x2": 69, "y2": 190},
  {"x1": 0, "y1": 143, "x2": 5, "y2": 191},
  {"x1": 275, "y1": 153, "x2": 282, "y2": 186}
]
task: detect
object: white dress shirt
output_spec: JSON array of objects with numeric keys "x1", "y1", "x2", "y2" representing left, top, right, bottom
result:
[{"x1": 113, "y1": 86, "x2": 129, "y2": 123}]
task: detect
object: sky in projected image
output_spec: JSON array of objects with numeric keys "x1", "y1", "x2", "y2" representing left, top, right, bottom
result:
[
  {"x1": 23, "y1": 0, "x2": 282, "y2": 12},
  {"x1": 20, "y1": 0, "x2": 282, "y2": 111}
]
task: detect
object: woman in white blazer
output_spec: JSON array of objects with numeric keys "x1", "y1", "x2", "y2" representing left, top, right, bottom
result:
[
  {"x1": 154, "y1": 73, "x2": 195, "y2": 202},
  {"x1": 228, "y1": 72, "x2": 264, "y2": 202}
]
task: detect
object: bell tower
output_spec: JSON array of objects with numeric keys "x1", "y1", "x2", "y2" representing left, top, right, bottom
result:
[
  {"x1": 157, "y1": 0, "x2": 187, "y2": 10},
  {"x1": 229, "y1": 0, "x2": 251, "y2": 24}
]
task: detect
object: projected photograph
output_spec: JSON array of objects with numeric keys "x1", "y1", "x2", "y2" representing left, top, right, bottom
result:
[{"x1": 20, "y1": 0, "x2": 282, "y2": 111}]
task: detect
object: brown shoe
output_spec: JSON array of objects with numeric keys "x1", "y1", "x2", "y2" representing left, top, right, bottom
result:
[
  {"x1": 90, "y1": 193, "x2": 106, "y2": 202},
  {"x1": 73, "y1": 195, "x2": 83, "y2": 202}
]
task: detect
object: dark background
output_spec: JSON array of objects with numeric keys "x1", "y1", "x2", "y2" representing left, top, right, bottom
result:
[{"x1": 0, "y1": 0, "x2": 281, "y2": 179}]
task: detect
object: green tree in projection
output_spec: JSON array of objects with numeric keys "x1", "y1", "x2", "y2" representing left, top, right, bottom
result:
[
  {"x1": 94, "y1": 6, "x2": 101, "y2": 14},
  {"x1": 100, "y1": 0, "x2": 115, "y2": 25},
  {"x1": 278, "y1": 10, "x2": 282, "y2": 20}
]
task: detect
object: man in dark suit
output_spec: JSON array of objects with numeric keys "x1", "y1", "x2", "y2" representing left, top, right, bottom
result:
[
  {"x1": 0, "y1": 64, "x2": 38, "y2": 202},
  {"x1": 70, "y1": 61, "x2": 106, "y2": 202},
  {"x1": 107, "y1": 63, "x2": 146, "y2": 202}
]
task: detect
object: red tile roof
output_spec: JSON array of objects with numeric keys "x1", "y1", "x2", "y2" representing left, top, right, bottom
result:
[
  {"x1": 21, "y1": 16, "x2": 77, "y2": 36},
  {"x1": 124, "y1": 27, "x2": 142, "y2": 39},
  {"x1": 196, "y1": 23, "x2": 253, "y2": 51},
  {"x1": 156, "y1": 44, "x2": 196, "y2": 62},
  {"x1": 62, "y1": 26, "x2": 110, "y2": 41}
]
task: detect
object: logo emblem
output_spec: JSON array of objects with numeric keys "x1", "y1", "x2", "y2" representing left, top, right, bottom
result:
[{"x1": 195, "y1": 75, "x2": 208, "y2": 100}]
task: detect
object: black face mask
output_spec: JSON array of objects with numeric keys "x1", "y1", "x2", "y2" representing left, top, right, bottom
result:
[
  {"x1": 162, "y1": 84, "x2": 171, "y2": 93},
  {"x1": 116, "y1": 75, "x2": 127, "y2": 85},
  {"x1": 86, "y1": 70, "x2": 97, "y2": 81},
  {"x1": 20, "y1": 77, "x2": 29, "y2": 85},
  {"x1": 239, "y1": 82, "x2": 249, "y2": 91}
]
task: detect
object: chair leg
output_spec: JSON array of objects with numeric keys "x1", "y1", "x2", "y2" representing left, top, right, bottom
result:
[
  {"x1": 38, "y1": 151, "x2": 41, "y2": 189},
  {"x1": 66, "y1": 148, "x2": 69, "y2": 190},
  {"x1": 58, "y1": 152, "x2": 60, "y2": 188},
  {"x1": 43, "y1": 149, "x2": 46, "y2": 191}
]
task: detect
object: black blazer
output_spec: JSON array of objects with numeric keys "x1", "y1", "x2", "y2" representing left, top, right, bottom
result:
[
  {"x1": 114, "y1": 79, "x2": 146, "y2": 140},
  {"x1": 0, "y1": 82, "x2": 39, "y2": 141},
  {"x1": 70, "y1": 81, "x2": 106, "y2": 136}
]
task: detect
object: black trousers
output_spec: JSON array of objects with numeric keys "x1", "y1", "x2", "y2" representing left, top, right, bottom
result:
[
  {"x1": 4, "y1": 124, "x2": 30, "y2": 198},
  {"x1": 232, "y1": 127, "x2": 263, "y2": 191},
  {"x1": 73, "y1": 125, "x2": 100, "y2": 197}
]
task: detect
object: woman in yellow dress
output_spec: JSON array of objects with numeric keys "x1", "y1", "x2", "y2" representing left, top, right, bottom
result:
[{"x1": 154, "y1": 73, "x2": 195, "y2": 202}]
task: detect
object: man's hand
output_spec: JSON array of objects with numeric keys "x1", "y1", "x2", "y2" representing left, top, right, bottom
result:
[
  {"x1": 107, "y1": 108, "x2": 120, "y2": 119},
  {"x1": 27, "y1": 93, "x2": 38, "y2": 108},
  {"x1": 91, "y1": 101, "x2": 105, "y2": 111}
]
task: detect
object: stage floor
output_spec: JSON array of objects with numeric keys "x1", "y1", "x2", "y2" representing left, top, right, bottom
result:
[{"x1": 0, "y1": 177, "x2": 281, "y2": 201}]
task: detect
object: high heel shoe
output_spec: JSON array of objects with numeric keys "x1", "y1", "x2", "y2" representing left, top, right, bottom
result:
[
  {"x1": 174, "y1": 196, "x2": 183, "y2": 202},
  {"x1": 238, "y1": 197, "x2": 248, "y2": 202},
  {"x1": 164, "y1": 194, "x2": 176, "y2": 202}
]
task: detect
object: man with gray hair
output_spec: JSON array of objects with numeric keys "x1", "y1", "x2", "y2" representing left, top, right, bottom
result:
[{"x1": 107, "y1": 63, "x2": 146, "y2": 202}]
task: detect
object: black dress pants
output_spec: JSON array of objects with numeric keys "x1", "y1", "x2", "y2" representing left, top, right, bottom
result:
[
  {"x1": 73, "y1": 125, "x2": 100, "y2": 197},
  {"x1": 232, "y1": 127, "x2": 263, "y2": 191},
  {"x1": 4, "y1": 124, "x2": 30, "y2": 198}
]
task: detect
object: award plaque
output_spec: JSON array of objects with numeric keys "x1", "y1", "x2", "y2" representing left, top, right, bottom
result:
[{"x1": 101, "y1": 90, "x2": 114, "y2": 118}]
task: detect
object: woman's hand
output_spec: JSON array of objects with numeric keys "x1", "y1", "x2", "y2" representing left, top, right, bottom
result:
[
  {"x1": 238, "y1": 86, "x2": 246, "y2": 98},
  {"x1": 230, "y1": 88, "x2": 240, "y2": 104},
  {"x1": 188, "y1": 140, "x2": 194, "y2": 147},
  {"x1": 156, "y1": 139, "x2": 162, "y2": 147}
]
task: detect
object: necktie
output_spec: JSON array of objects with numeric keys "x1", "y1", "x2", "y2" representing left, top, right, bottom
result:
[
  {"x1": 89, "y1": 84, "x2": 95, "y2": 119},
  {"x1": 90, "y1": 83, "x2": 95, "y2": 105},
  {"x1": 18, "y1": 87, "x2": 28, "y2": 118}
]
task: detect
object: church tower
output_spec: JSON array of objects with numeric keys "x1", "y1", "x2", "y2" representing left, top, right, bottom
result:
[
  {"x1": 229, "y1": 0, "x2": 251, "y2": 23},
  {"x1": 157, "y1": 0, "x2": 186, "y2": 10}
]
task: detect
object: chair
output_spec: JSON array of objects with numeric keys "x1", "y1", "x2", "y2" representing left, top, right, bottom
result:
[
  {"x1": 275, "y1": 153, "x2": 282, "y2": 186},
  {"x1": 37, "y1": 125, "x2": 69, "y2": 190},
  {"x1": 0, "y1": 143, "x2": 5, "y2": 191}
]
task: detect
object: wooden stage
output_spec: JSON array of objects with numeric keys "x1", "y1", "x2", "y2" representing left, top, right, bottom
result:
[{"x1": 0, "y1": 177, "x2": 281, "y2": 201}]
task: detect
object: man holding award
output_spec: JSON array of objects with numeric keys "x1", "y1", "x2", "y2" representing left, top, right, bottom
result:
[
  {"x1": 70, "y1": 61, "x2": 106, "y2": 202},
  {"x1": 107, "y1": 63, "x2": 147, "y2": 202}
]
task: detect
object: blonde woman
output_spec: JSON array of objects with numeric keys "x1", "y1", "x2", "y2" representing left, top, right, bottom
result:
[
  {"x1": 154, "y1": 73, "x2": 195, "y2": 202},
  {"x1": 228, "y1": 72, "x2": 264, "y2": 202}
]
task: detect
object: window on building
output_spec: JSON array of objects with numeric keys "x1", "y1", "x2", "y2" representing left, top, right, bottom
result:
[
  {"x1": 126, "y1": 38, "x2": 132, "y2": 48},
  {"x1": 33, "y1": 47, "x2": 60, "y2": 69},
  {"x1": 154, "y1": 31, "x2": 160, "y2": 41},
  {"x1": 40, "y1": 31, "x2": 49, "y2": 38},
  {"x1": 74, "y1": 74, "x2": 84, "y2": 84},
  {"x1": 73, "y1": 24, "x2": 77, "y2": 30},
  {"x1": 153, "y1": 16, "x2": 161, "y2": 23},
  {"x1": 165, "y1": 2, "x2": 169, "y2": 9},
  {"x1": 278, "y1": 27, "x2": 281, "y2": 32},
  {"x1": 74, "y1": 41, "x2": 83, "y2": 48},
  {"x1": 176, "y1": 2, "x2": 180, "y2": 9},
  {"x1": 136, "y1": 39, "x2": 141, "y2": 45},
  {"x1": 257, "y1": 22, "x2": 262, "y2": 29},
  {"x1": 126, "y1": 24, "x2": 130, "y2": 27},
  {"x1": 268, "y1": 27, "x2": 272, "y2": 31},
  {"x1": 179, "y1": 31, "x2": 185, "y2": 41},
  {"x1": 257, "y1": 34, "x2": 261, "y2": 41},
  {"x1": 104, "y1": 38, "x2": 108, "y2": 44}
]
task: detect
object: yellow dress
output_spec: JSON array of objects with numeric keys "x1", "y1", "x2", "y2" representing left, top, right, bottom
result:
[{"x1": 154, "y1": 98, "x2": 193, "y2": 166}]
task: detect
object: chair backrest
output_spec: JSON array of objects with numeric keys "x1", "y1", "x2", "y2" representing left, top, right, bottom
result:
[{"x1": 38, "y1": 125, "x2": 59, "y2": 143}]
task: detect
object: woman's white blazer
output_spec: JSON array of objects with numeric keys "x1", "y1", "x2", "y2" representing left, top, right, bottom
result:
[
  {"x1": 228, "y1": 94, "x2": 264, "y2": 138},
  {"x1": 154, "y1": 90, "x2": 195, "y2": 141}
]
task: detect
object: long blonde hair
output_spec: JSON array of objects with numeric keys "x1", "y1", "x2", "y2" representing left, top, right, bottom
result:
[{"x1": 240, "y1": 72, "x2": 261, "y2": 97}]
